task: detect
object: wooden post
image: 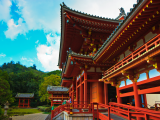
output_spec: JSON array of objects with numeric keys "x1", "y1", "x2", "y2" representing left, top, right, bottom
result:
[
  {"x1": 104, "y1": 83, "x2": 108, "y2": 105},
  {"x1": 84, "y1": 70, "x2": 87, "y2": 108},
  {"x1": 23, "y1": 99, "x2": 25, "y2": 107},
  {"x1": 72, "y1": 78, "x2": 74, "y2": 106},
  {"x1": 28, "y1": 99, "x2": 29, "y2": 107},
  {"x1": 143, "y1": 94, "x2": 147, "y2": 107},
  {"x1": 18, "y1": 99, "x2": 20, "y2": 107},
  {"x1": 80, "y1": 77, "x2": 83, "y2": 108},
  {"x1": 116, "y1": 86, "x2": 122, "y2": 103},
  {"x1": 133, "y1": 81, "x2": 142, "y2": 120},
  {"x1": 133, "y1": 81, "x2": 141, "y2": 107},
  {"x1": 76, "y1": 78, "x2": 78, "y2": 108}
]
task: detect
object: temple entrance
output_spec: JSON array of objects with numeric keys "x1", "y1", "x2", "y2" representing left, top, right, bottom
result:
[{"x1": 108, "y1": 84, "x2": 117, "y2": 102}]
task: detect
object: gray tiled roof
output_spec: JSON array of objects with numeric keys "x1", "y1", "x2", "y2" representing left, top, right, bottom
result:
[
  {"x1": 15, "y1": 93, "x2": 34, "y2": 98},
  {"x1": 93, "y1": 0, "x2": 143, "y2": 60},
  {"x1": 47, "y1": 85, "x2": 69, "y2": 92}
]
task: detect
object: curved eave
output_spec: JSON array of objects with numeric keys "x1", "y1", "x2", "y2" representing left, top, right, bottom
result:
[
  {"x1": 61, "y1": 5, "x2": 120, "y2": 23},
  {"x1": 58, "y1": 4, "x2": 120, "y2": 68},
  {"x1": 93, "y1": 0, "x2": 146, "y2": 61},
  {"x1": 61, "y1": 78, "x2": 72, "y2": 87}
]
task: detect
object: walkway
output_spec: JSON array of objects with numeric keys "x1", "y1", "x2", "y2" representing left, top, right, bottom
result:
[{"x1": 11, "y1": 113, "x2": 48, "y2": 120}]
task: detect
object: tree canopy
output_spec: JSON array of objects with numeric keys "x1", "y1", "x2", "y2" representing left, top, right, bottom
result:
[
  {"x1": 39, "y1": 74, "x2": 61, "y2": 102},
  {"x1": 0, "y1": 70, "x2": 14, "y2": 104},
  {"x1": 0, "y1": 61, "x2": 61, "y2": 106}
]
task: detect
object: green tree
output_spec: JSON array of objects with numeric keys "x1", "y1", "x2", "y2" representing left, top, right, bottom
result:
[
  {"x1": 39, "y1": 74, "x2": 61, "y2": 102},
  {"x1": 0, "y1": 78, "x2": 14, "y2": 104}
]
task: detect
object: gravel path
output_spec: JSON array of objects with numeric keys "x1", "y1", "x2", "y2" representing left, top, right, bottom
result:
[{"x1": 11, "y1": 113, "x2": 48, "y2": 120}]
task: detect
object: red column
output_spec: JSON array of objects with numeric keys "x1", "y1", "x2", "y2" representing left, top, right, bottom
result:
[
  {"x1": 116, "y1": 86, "x2": 122, "y2": 103},
  {"x1": 84, "y1": 70, "x2": 87, "y2": 108},
  {"x1": 28, "y1": 99, "x2": 29, "y2": 107},
  {"x1": 80, "y1": 77, "x2": 83, "y2": 108},
  {"x1": 143, "y1": 94, "x2": 147, "y2": 107},
  {"x1": 133, "y1": 81, "x2": 142, "y2": 120},
  {"x1": 76, "y1": 78, "x2": 78, "y2": 108},
  {"x1": 18, "y1": 99, "x2": 20, "y2": 107},
  {"x1": 51, "y1": 94, "x2": 53, "y2": 106},
  {"x1": 104, "y1": 83, "x2": 108, "y2": 105},
  {"x1": 133, "y1": 81, "x2": 141, "y2": 107},
  {"x1": 72, "y1": 78, "x2": 74, "y2": 106},
  {"x1": 23, "y1": 99, "x2": 25, "y2": 107}
]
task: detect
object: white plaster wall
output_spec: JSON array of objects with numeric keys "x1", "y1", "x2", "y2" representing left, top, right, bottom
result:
[
  {"x1": 125, "y1": 49, "x2": 132, "y2": 57},
  {"x1": 96, "y1": 67, "x2": 102, "y2": 72},
  {"x1": 146, "y1": 94, "x2": 160, "y2": 108},
  {"x1": 135, "y1": 39, "x2": 144, "y2": 50},
  {"x1": 87, "y1": 67, "x2": 95, "y2": 72},
  {"x1": 119, "y1": 54, "x2": 124, "y2": 61},
  {"x1": 144, "y1": 32, "x2": 157, "y2": 43}
]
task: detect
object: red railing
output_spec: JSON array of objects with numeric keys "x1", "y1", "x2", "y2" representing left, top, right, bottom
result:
[
  {"x1": 51, "y1": 101, "x2": 92, "y2": 119},
  {"x1": 52, "y1": 102, "x2": 160, "y2": 120},
  {"x1": 104, "y1": 34, "x2": 160, "y2": 77},
  {"x1": 92, "y1": 102, "x2": 160, "y2": 120}
]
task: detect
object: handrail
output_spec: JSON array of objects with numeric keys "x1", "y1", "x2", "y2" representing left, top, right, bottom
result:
[
  {"x1": 103, "y1": 34, "x2": 160, "y2": 77},
  {"x1": 92, "y1": 102, "x2": 160, "y2": 120}
]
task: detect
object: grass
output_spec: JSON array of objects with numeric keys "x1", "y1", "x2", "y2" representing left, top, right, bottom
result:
[{"x1": 6, "y1": 108, "x2": 41, "y2": 116}]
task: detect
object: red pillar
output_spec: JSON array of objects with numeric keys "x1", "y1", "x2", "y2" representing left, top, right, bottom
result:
[
  {"x1": 133, "y1": 81, "x2": 141, "y2": 107},
  {"x1": 84, "y1": 70, "x2": 87, "y2": 108},
  {"x1": 143, "y1": 94, "x2": 147, "y2": 107},
  {"x1": 76, "y1": 78, "x2": 78, "y2": 108},
  {"x1": 23, "y1": 99, "x2": 25, "y2": 107},
  {"x1": 18, "y1": 99, "x2": 20, "y2": 107},
  {"x1": 80, "y1": 77, "x2": 83, "y2": 108},
  {"x1": 72, "y1": 78, "x2": 74, "y2": 106},
  {"x1": 133, "y1": 81, "x2": 142, "y2": 120},
  {"x1": 104, "y1": 83, "x2": 108, "y2": 105},
  {"x1": 116, "y1": 87, "x2": 122, "y2": 103},
  {"x1": 28, "y1": 99, "x2": 29, "y2": 107}
]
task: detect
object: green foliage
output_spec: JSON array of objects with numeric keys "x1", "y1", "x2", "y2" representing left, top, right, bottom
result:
[
  {"x1": 0, "y1": 106, "x2": 8, "y2": 120},
  {"x1": 7, "y1": 108, "x2": 41, "y2": 116},
  {"x1": 0, "y1": 61, "x2": 62, "y2": 107},
  {"x1": 0, "y1": 71, "x2": 14, "y2": 104},
  {"x1": 46, "y1": 70, "x2": 61, "y2": 76},
  {"x1": 37, "y1": 106, "x2": 52, "y2": 113},
  {"x1": 39, "y1": 74, "x2": 61, "y2": 102}
]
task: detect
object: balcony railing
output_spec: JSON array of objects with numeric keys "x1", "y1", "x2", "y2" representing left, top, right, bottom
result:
[{"x1": 103, "y1": 34, "x2": 160, "y2": 77}]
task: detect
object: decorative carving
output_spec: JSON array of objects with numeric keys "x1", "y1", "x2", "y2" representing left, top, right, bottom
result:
[
  {"x1": 121, "y1": 70, "x2": 139, "y2": 82},
  {"x1": 146, "y1": 56, "x2": 160, "y2": 72}
]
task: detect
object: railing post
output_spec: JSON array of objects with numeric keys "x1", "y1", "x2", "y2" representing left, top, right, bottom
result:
[
  {"x1": 97, "y1": 103, "x2": 99, "y2": 120},
  {"x1": 145, "y1": 114, "x2": 149, "y2": 120},
  {"x1": 128, "y1": 108, "x2": 131, "y2": 120},
  {"x1": 145, "y1": 44, "x2": 148, "y2": 51},
  {"x1": 108, "y1": 106, "x2": 110, "y2": 120},
  {"x1": 92, "y1": 103, "x2": 94, "y2": 120}
]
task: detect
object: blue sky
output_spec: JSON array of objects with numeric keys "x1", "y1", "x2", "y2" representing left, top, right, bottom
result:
[{"x1": 0, "y1": 0, "x2": 136, "y2": 72}]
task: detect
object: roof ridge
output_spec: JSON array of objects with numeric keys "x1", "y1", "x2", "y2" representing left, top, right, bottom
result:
[{"x1": 60, "y1": 2, "x2": 119, "y2": 21}]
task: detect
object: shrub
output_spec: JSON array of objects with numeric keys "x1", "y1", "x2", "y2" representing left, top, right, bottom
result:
[{"x1": 45, "y1": 107, "x2": 51, "y2": 112}]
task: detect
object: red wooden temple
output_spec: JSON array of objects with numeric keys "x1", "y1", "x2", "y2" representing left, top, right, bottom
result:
[
  {"x1": 15, "y1": 93, "x2": 34, "y2": 108},
  {"x1": 47, "y1": 86, "x2": 69, "y2": 119},
  {"x1": 47, "y1": 85, "x2": 69, "y2": 105},
  {"x1": 52, "y1": 0, "x2": 160, "y2": 120}
]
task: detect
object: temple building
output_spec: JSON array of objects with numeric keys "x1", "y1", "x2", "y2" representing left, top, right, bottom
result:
[
  {"x1": 15, "y1": 93, "x2": 34, "y2": 108},
  {"x1": 52, "y1": 0, "x2": 160, "y2": 119}
]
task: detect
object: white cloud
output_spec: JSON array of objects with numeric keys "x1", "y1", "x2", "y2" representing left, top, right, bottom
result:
[
  {"x1": 5, "y1": 18, "x2": 28, "y2": 40},
  {"x1": 0, "y1": 0, "x2": 12, "y2": 22},
  {"x1": 66, "y1": 0, "x2": 137, "y2": 19},
  {"x1": 35, "y1": 40, "x2": 39, "y2": 44},
  {"x1": 21, "y1": 56, "x2": 34, "y2": 62},
  {"x1": 4, "y1": 0, "x2": 136, "y2": 40},
  {"x1": 36, "y1": 33, "x2": 60, "y2": 71},
  {"x1": 0, "y1": 53, "x2": 6, "y2": 57}
]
